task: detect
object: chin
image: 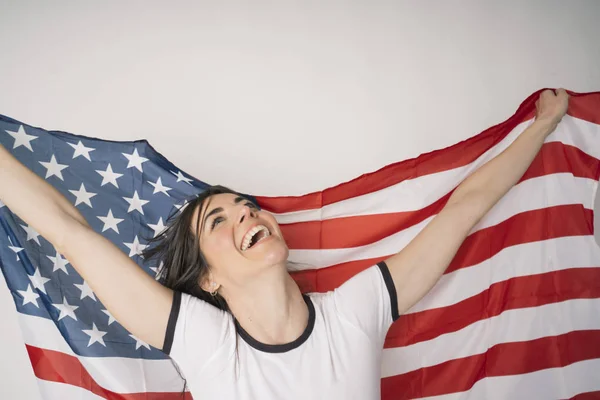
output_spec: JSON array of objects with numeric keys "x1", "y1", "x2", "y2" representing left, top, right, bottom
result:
[
  {"x1": 263, "y1": 253, "x2": 288, "y2": 267},
  {"x1": 241, "y1": 233, "x2": 289, "y2": 266},
  {"x1": 257, "y1": 241, "x2": 289, "y2": 266}
]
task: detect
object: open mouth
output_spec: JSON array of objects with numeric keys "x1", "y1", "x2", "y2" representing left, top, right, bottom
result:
[{"x1": 241, "y1": 225, "x2": 271, "y2": 251}]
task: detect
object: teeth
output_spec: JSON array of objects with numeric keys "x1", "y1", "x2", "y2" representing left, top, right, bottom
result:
[{"x1": 241, "y1": 225, "x2": 270, "y2": 251}]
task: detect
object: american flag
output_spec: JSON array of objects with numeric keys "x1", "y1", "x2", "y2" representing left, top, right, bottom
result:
[{"x1": 1, "y1": 89, "x2": 599, "y2": 399}]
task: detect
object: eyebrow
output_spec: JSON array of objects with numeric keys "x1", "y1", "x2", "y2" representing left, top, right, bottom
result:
[{"x1": 203, "y1": 196, "x2": 248, "y2": 230}]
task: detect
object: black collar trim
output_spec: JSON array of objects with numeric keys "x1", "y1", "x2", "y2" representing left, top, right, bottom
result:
[{"x1": 234, "y1": 294, "x2": 315, "y2": 353}]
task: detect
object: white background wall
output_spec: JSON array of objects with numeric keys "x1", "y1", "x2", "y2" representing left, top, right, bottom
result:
[{"x1": 0, "y1": 1, "x2": 599, "y2": 398}]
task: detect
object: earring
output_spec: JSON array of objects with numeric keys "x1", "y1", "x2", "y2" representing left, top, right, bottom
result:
[{"x1": 210, "y1": 282, "x2": 218, "y2": 297}]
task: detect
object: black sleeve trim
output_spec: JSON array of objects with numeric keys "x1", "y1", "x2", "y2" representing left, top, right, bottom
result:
[
  {"x1": 162, "y1": 290, "x2": 181, "y2": 355},
  {"x1": 377, "y1": 261, "x2": 400, "y2": 321}
]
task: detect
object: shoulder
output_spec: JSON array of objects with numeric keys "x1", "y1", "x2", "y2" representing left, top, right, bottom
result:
[
  {"x1": 163, "y1": 291, "x2": 235, "y2": 356},
  {"x1": 305, "y1": 264, "x2": 392, "y2": 307},
  {"x1": 306, "y1": 263, "x2": 398, "y2": 342}
]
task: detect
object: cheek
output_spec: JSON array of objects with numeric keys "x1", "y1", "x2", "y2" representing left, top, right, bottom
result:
[
  {"x1": 213, "y1": 231, "x2": 232, "y2": 250},
  {"x1": 263, "y1": 213, "x2": 284, "y2": 237},
  {"x1": 203, "y1": 231, "x2": 237, "y2": 262}
]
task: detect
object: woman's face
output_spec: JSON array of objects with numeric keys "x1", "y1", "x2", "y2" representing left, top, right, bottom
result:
[{"x1": 193, "y1": 193, "x2": 289, "y2": 292}]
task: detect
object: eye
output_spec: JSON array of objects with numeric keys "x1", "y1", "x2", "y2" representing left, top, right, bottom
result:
[
  {"x1": 246, "y1": 201, "x2": 258, "y2": 210},
  {"x1": 211, "y1": 216, "x2": 224, "y2": 230}
]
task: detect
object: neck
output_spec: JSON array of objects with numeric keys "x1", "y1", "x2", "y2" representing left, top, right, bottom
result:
[{"x1": 224, "y1": 265, "x2": 308, "y2": 345}]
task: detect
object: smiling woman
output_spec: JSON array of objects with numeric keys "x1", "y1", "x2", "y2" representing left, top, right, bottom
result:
[{"x1": 140, "y1": 185, "x2": 398, "y2": 399}]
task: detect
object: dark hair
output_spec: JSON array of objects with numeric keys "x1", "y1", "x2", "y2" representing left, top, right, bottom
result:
[{"x1": 142, "y1": 184, "x2": 251, "y2": 396}]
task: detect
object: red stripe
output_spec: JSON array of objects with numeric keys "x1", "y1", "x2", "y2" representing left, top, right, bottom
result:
[
  {"x1": 257, "y1": 91, "x2": 600, "y2": 213},
  {"x1": 569, "y1": 90, "x2": 600, "y2": 125},
  {"x1": 291, "y1": 204, "x2": 594, "y2": 293},
  {"x1": 292, "y1": 256, "x2": 387, "y2": 293},
  {"x1": 281, "y1": 193, "x2": 449, "y2": 250},
  {"x1": 567, "y1": 392, "x2": 600, "y2": 400},
  {"x1": 519, "y1": 142, "x2": 599, "y2": 187},
  {"x1": 25, "y1": 345, "x2": 192, "y2": 400},
  {"x1": 280, "y1": 142, "x2": 599, "y2": 250},
  {"x1": 446, "y1": 205, "x2": 593, "y2": 274},
  {"x1": 385, "y1": 267, "x2": 600, "y2": 348},
  {"x1": 381, "y1": 330, "x2": 600, "y2": 400}
]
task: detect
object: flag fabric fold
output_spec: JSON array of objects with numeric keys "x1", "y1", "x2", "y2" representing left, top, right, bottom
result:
[{"x1": 1, "y1": 89, "x2": 599, "y2": 399}]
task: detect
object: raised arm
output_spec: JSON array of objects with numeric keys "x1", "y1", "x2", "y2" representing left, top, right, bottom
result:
[
  {"x1": 386, "y1": 89, "x2": 570, "y2": 314},
  {"x1": 0, "y1": 144, "x2": 172, "y2": 350}
]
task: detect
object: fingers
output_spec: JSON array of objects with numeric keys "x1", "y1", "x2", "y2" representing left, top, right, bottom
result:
[
  {"x1": 553, "y1": 88, "x2": 569, "y2": 98},
  {"x1": 540, "y1": 88, "x2": 568, "y2": 101},
  {"x1": 557, "y1": 88, "x2": 569, "y2": 99},
  {"x1": 540, "y1": 89, "x2": 553, "y2": 101}
]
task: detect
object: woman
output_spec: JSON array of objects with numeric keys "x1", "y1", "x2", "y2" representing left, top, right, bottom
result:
[{"x1": 0, "y1": 89, "x2": 569, "y2": 399}]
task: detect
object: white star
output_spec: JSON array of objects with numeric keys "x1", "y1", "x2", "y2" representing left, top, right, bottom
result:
[
  {"x1": 82, "y1": 323, "x2": 107, "y2": 347},
  {"x1": 20, "y1": 224, "x2": 41, "y2": 245},
  {"x1": 148, "y1": 177, "x2": 172, "y2": 197},
  {"x1": 47, "y1": 251, "x2": 70, "y2": 274},
  {"x1": 52, "y1": 297, "x2": 78, "y2": 321},
  {"x1": 101, "y1": 309, "x2": 116, "y2": 325},
  {"x1": 150, "y1": 261, "x2": 164, "y2": 281},
  {"x1": 123, "y1": 191, "x2": 149, "y2": 215},
  {"x1": 97, "y1": 209, "x2": 124, "y2": 234},
  {"x1": 122, "y1": 148, "x2": 148, "y2": 172},
  {"x1": 170, "y1": 170, "x2": 193, "y2": 185},
  {"x1": 8, "y1": 243, "x2": 24, "y2": 261},
  {"x1": 5, "y1": 125, "x2": 37, "y2": 151},
  {"x1": 96, "y1": 164, "x2": 123, "y2": 188},
  {"x1": 74, "y1": 280, "x2": 96, "y2": 301},
  {"x1": 124, "y1": 235, "x2": 147, "y2": 257},
  {"x1": 68, "y1": 183, "x2": 97, "y2": 207},
  {"x1": 68, "y1": 141, "x2": 95, "y2": 161},
  {"x1": 17, "y1": 284, "x2": 40, "y2": 308},
  {"x1": 28, "y1": 268, "x2": 50, "y2": 294},
  {"x1": 39, "y1": 155, "x2": 68, "y2": 181},
  {"x1": 129, "y1": 334, "x2": 151, "y2": 350},
  {"x1": 147, "y1": 217, "x2": 166, "y2": 237}
]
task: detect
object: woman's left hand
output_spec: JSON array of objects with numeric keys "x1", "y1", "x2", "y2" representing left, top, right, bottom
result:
[{"x1": 535, "y1": 88, "x2": 570, "y2": 129}]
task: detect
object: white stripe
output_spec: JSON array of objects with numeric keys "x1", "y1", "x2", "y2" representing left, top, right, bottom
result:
[
  {"x1": 472, "y1": 174, "x2": 596, "y2": 231},
  {"x1": 381, "y1": 298, "x2": 600, "y2": 377},
  {"x1": 35, "y1": 379, "x2": 105, "y2": 400},
  {"x1": 17, "y1": 313, "x2": 184, "y2": 394},
  {"x1": 554, "y1": 114, "x2": 600, "y2": 160},
  {"x1": 417, "y1": 358, "x2": 600, "y2": 400},
  {"x1": 273, "y1": 115, "x2": 600, "y2": 224},
  {"x1": 409, "y1": 235, "x2": 600, "y2": 313},
  {"x1": 288, "y1": 175, "x2": 597, "y2": 268}
]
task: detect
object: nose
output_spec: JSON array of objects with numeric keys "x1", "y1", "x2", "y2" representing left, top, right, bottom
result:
[{"x1": 238, "y1": 204, "x2": 256, "y2": 225}]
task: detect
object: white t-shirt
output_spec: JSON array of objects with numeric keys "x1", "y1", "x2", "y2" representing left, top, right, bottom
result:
[{"x1": 162, "y1": 261, "x2": 399, "y2": 400}]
